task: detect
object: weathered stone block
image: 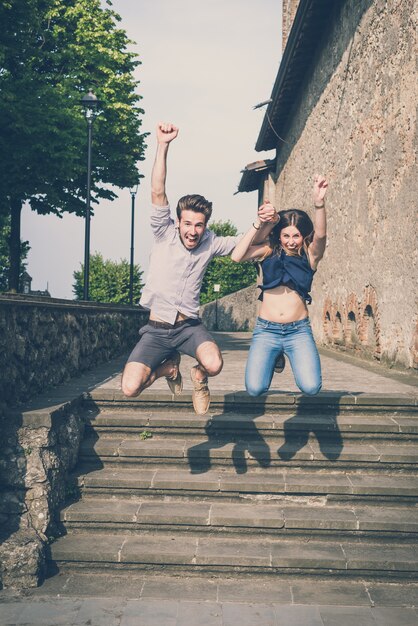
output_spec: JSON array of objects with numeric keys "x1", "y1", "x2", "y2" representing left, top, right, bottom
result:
[
  {"x1": 0, "y1": 402, "x2": 85, "y2": 588},
  {"x1": 0, "y1": 530, "x2": 45, "y2": 589}
]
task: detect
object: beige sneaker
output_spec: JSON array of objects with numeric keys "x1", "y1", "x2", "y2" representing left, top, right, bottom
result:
[
  {"x1": 190, "y1": 366, "x2": 210, "y2": 415},
  {"x1": 165, "y1": 352, "x2": 183, "y2": 395}
]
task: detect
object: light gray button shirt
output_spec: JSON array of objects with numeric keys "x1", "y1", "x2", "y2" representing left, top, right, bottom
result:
[{"x1": 140, "y1": 204, "x2": 241, "y2": 325}]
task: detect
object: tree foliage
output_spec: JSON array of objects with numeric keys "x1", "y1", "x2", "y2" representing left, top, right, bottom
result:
[
  {"x1": 73, "y1": 252, "x2": 144, "y2": 304},
  {"x1": 208, "y1": 220, "x2": 239, "y2": 237},
  {"x1": 0, "y1": 0, "x2": 147, "y2": 289},
  {"x1": 200, "y1": 220, "x2": 257, "y2": 304}
]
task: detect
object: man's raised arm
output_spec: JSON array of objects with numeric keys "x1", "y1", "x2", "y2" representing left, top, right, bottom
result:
[{"x1": 151, "y1": 122, "x2": 179, "y2": 206}]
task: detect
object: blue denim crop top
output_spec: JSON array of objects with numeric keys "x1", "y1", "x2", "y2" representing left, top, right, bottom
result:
[{"x1": 259, "y1": 249, "x2": 315, "y2": 304}]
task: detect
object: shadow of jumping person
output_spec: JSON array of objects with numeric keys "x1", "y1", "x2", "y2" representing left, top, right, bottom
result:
[
  {"x1": 277, "y1": 392, "x2": 345, "y2": 461},
  {"x1": 187, "y1": 395, "x2": 271, "y2": 474}
]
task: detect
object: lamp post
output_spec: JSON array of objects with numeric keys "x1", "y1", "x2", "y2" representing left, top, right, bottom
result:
[
  {"x1": 81, "y1": 90, "x2": 99, "y2": 301},
  {"x1": 129, "y1": 184, "x2": 139, "y2": 305},
  {"x1": 214, "y1": 283, "x2": 221, "y2": 331}
]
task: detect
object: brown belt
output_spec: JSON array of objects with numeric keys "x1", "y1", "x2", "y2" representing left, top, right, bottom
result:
[{"x1": 148, "y1": 318, "x2": 192, "y2": 330}]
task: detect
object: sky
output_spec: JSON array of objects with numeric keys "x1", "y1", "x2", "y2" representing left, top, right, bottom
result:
[{"x1": 22, "y1": 0, "x2": 282, "y2": 299}]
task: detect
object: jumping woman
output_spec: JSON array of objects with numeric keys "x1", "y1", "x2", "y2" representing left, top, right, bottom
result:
[{"x1": 231, "y1": 175, "x2": 328, "y2": 397}]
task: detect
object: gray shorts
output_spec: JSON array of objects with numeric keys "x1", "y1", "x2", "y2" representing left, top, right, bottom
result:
[{"x1": 126, "y1": 319, "x2": 216, "y2": 371}]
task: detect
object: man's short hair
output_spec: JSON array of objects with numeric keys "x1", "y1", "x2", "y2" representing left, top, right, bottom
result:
[{"x1": 176, "y1": 194, "x2": 213, "y2": 223}]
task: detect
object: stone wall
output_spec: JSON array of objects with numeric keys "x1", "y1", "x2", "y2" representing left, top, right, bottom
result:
[
  {"x1": 200, "y1": 284, "x2": 258, "y2": 331},
  {"x1": 282, "y1": 0, "x2": 301, "y2": 50},
  {"x1": 0, "y1": 295, "x2": 148, "y2": 588},
  {"x1": 271, "y1": 0, "x2": 417, "y2": 368},
  {"x1": 0, "y1": 294, "x2": 148, "y2": 408},
  {"x1": 0, "y1": 401, "x2": 84, "y2": 588}
]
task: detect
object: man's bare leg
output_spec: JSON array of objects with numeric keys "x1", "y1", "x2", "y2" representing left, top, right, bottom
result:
[
  {"x1": 122, "y1": 359, "x2": 179, "y2": 397},
  {"x1": 194, "y1": 340, "x2": 223, "y2": 378}
]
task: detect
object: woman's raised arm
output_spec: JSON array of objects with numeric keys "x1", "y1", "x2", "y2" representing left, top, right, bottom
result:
[
  {"x1": 231, "y1": 199, "x2": 279, "y2": 262},
  {"x1": 230, "y1": 217, "x2": 271, "y2": 262},
  {"x1": 308, "y1": 174, "x2": 328, "y2": 268}
]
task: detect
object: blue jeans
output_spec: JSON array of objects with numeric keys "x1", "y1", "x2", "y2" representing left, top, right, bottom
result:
[{"x1": 245, "y1": 317, "x2": 322, "y2": 397}]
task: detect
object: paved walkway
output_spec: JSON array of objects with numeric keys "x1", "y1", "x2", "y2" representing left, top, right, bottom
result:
[
  {"x1": 1, "y1": 333, "x2": 417, "y2": 625},
  {"x1": 100, "y1": 332, "x2": 417, "y2": 396},
  {"x1": 1, "y1": 593, "x2": 418, "y2": 625}
]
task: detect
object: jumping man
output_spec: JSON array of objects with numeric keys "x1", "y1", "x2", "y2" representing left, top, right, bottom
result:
[{"x1": 121, "y1": 123, "x2": 242, "y2": 415}]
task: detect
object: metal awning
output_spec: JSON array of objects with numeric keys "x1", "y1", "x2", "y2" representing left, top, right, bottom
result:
[{"x1": 236, "y1": 159, "x2": 276, "y2": 193}]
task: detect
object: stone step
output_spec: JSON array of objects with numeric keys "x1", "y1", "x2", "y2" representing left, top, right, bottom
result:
[
  {"x1": 37, "y1": 569, "x2": 418, "y2": 609},
  {"x1": 49, "y1": 532, "x2": 418, "y2": 578},
  {"x1": 78, "y1": 435, "x2": 418, "y2": 469},
  {"x1": 75, "y1": 467, "x2": 418, "y2": 501},
  {"x1": 86, "y1": 389, "x2": 418, "y2": 415},
  {"x1": 60, "y1": 497, "x2": 418, "y2": 536},
  {"x1": 83, "y1": 410, "x2": 418, "y2": 441}
]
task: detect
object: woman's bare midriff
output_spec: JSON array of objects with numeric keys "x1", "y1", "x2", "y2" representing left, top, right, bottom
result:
[{"x1": 259, "y1": 285, "x2": 308, "y2": 324}]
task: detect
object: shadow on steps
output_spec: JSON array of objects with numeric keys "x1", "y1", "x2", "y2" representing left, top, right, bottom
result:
[{"x1": 187, "y1": 393, "x2": 344, "y2": 473}]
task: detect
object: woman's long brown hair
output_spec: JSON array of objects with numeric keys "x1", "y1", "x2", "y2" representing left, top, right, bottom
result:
[{"x1": 269, "y1": 209, "x2": 314, "y2": 257}]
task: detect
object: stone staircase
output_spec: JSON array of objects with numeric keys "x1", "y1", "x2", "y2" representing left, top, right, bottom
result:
[{"x1": 49, "y1": 388, "x2": 418, "y2": 584}]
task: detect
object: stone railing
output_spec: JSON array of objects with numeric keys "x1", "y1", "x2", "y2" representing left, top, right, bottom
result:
[
  {"x1": 0, "y1": 294, "x2": 148, "y2": 409},
  {"x1": 200, "y1": 284, "x2": 258, "y2": 331}
]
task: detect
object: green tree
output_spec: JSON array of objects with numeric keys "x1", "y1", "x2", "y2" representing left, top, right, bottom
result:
[
  {"x1": 209, "y1": 220, "x2": 238, "y2": 237},
  {"x1": 0, "y1": 215, "x2": 30, "y2": 293},
  {"x1": 200, "y1": 220, "x2": 257, "y2": 304},
  {"x1": 72, "y1": 252, "x2": 144, "y2": 304},
  {"x1": 0, "y1": 0, "x2": 147, "y2": 291}
]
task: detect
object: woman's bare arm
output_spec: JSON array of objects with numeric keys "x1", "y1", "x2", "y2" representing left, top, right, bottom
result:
[
  {"x1": 308, "y1": 174, "x2": 328, "y2": 269},
  {"x1": 230, "y1": 219, "x2": 271, "y2": 262}
]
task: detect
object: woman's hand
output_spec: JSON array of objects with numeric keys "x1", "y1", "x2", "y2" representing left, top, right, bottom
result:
[
  {"x1": 313, "y1": 175, "x2": 328, "y2": 207},
  {"x1": 258, "y1": 199, "x2": 279, "y2": 223}
]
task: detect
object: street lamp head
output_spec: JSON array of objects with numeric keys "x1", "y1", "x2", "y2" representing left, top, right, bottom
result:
[
  {"x1": 81, "y1": 89, "x2": 98, "y2": 108},
  {"x1": 81, "y1": 90, "x2": 100, "y2": 120},
  {"x1": 129, "y1": 183, "x2": 139, "y2": 196}
]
